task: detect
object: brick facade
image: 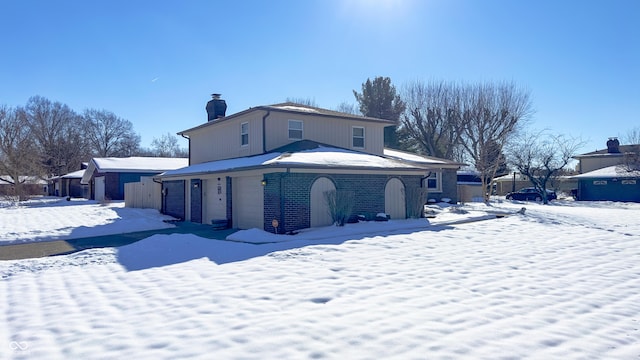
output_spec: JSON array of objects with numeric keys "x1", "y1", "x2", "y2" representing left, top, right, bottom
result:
[{"x1": 262, "y1": 172, "x2": 430, "y2": 233}]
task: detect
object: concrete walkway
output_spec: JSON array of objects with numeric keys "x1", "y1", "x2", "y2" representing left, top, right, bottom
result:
[{"x1": 0, "y1": 222, "x2": 238, "y2": 261}]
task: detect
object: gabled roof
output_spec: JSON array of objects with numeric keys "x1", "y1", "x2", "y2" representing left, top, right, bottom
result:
[
  {"x1": 82, "y1": 157, "x2": 189, "y2": 184},
  {"x1": 160, "y1": 141, "x2": 461, "y2": 179},
  {"x1": 574, "y1": 144, "x2": 640, "y2": 158},
  {"x1": 572, "y1": 165, "x2": 640, "y2": 179},
  {"x1": 49, "y1": 169, "x2": 86, "y2": 181},
  {"x1": 178, "y1": 102, "x2": 396, "y2": 136},
  {"x1": 383, "y1": 148, "x2": 465, "y2": 169}
]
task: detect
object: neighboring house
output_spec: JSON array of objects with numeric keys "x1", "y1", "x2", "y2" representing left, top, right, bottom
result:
[
  {"x1": 572, "y1": 138, "x2": 640, "y2": 202},
  {"x1": 49, "y1": 168, "x2": 88, "y2": 198},
  {"x1": 457, "y1": 170, "x2": 484, "y2": 203},
  {"x1": 158, "y1": 98, "x2": 463, "y2": 233},
  {"x1": 572, "y1": 166, "x2": 640, "y2": 202},
  {"x1": 573, "y1": 138, "x2": 639, "y2": 173},
  {"x1": 82, "y1": 157, "x2": 188, "y2": 201},
  {"x1": 0, "y1": 176, "x2": 48, "y2": 197},
  {"x1": 492, "y1": 172, "x2": 576, "y2": 197}
]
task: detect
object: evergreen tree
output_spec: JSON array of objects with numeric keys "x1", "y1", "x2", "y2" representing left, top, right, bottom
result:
[{"x1": 353, "y1": 77, "x2": 405, "y2": 148}]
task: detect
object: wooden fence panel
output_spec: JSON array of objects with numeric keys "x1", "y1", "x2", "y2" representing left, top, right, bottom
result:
[{"x1": 124, "y1": 177, "x2": 161, "y2": 210}]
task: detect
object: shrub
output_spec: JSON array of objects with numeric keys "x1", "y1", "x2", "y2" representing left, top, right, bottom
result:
[{"x1": 324, "y1": 190, "x2": 355, "y2": 226}]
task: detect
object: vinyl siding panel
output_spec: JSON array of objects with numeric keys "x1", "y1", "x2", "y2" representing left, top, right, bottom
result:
[
  {"x1": 264, "y1": 112, "x2": 386, "y2": 155},
  {"x1": 189, "y1": 114, "x2": 264, "y2": 164}
]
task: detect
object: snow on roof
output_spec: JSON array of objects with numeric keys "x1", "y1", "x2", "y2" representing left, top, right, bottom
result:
[
  {"x1": 61, "y1": 169, "x2": 86, "y2": 179},
  {"x1": 161, "y1": 147, "x2": 427, "y2": 178},
  {"x1": 93, "y1": 157, "x2": 188, "y2": 172},
  {"x1": 272, "y1": 105, "x2": 319, "y2": 113},
  {"x1": 573, "y1": 165, "x2": 640, "y2": 179},
  {"x1": 383, "y1": 148, "x2": 464, "y2": 168},
  {"x1": 161, "y1": 153, "x2": 281, "y2": 177},
  {"x1": 265, "y1": 147, "x2": 421, "y2": 169}
]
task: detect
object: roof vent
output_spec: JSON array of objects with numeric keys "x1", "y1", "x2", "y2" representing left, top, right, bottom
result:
[
  {"x1": 206, "y1": 93, "x2": 227, "y2": 121},
  {"x1": 606, "y1": 137, "x2": 620, "y2": 153}
]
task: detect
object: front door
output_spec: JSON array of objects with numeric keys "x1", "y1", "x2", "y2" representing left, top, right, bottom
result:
[{"x1": 190, "y1": 179, "x2": 202, "y2": 223}]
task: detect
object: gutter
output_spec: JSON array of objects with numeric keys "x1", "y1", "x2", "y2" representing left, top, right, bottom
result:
[
  {"x1": 180, "y1": 133, "x2": 191, "y2": 166},
  {"x1": 262, "y1": 110, "x2": 271, "y2": 153}
]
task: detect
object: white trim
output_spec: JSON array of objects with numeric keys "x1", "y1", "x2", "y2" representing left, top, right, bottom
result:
[
  {"x1": 288, "y1": 119, "x2": 303, "y2": 140},
  {"x1": 240, "y1": 122, "x2": 249, "y2": 147},
  {"x1": 425, "y1": 172, "x2": 442, "y2": 192},
  {"x1": 352, "y1": 126, "x2": 365, "y2": 149}
]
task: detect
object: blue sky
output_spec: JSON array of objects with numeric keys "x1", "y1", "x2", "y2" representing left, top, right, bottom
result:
[{"x1": 1, "y1": 0, "x2": 638, "y2": 153}]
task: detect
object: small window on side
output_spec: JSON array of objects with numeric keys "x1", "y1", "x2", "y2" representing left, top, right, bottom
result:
[
  {"x1": 288, "y1": 120, "x2": 303, "y2": 140},
  {"x1": 352, "y1": 126, "x2": 365, "y2": 148},
  {"x1": 241, "y1": 122, "x2": 249, "y2": 146}
]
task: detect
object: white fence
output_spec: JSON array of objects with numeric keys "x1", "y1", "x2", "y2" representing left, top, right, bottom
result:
[{"x1": 124, "y1": 176, "x2": 162, "y2": 210}]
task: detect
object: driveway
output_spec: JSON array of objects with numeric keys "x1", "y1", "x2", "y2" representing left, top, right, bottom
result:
[{"x1": 0, "y1": 222, "x2": 238, "y2": 261}]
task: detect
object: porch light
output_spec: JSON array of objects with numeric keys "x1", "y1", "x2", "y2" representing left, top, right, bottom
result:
[{"x1": 261, "y1": 179, "x2": 267, "y2": 186}]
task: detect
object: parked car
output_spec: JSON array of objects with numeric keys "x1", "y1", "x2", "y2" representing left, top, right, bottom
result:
[{"x1": 505, "y1": 187, "x2": 557, "y2": 201}]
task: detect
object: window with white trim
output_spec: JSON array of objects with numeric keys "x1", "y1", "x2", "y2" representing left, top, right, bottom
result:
[
  {"x1": 352, "y1": 126, "x2": 365, "y2": 148},
  {"x1": 425, "y1": 172, "x2": 442, "y2": 192},
  {"x1": 288, "y1": 120, "x2": 303, "y2": 140},
  {"x1": 240, "y1": 122, "x2": 249, "y2": 146}
]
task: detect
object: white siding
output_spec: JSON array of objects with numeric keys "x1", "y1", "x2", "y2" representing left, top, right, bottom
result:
[
  {"x1": 205, "y1": 176, "x2": 227, "y2": 222},
  {"x1": 264, "y1": 112, "x2": 386, "y2": 155},
  {"x1": 385, "y1": 178, "x2": 406, "y2": 219},
  {"x1": 189, "y1": 114, "x2": 264, "y2": 164},
  {"x1": 310, "y1": 177, "x2": 336, "y2": 227},
  {"x1": 94, "y1": 177, "x2": 105, "y2": 202},
  {"x1": 232, "y1": 175, "x2": 264, "y2": 229}
]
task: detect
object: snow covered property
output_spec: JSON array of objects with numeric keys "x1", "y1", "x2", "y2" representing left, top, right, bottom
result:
[
  {"x1": 1, "y1": 198, "x2": 639, "y2": 359},
  {"x1": 157, "y1": 99, "x2": 463, "y2": 233}
]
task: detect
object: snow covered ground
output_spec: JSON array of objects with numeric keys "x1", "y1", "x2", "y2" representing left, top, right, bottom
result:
[{"x1": 1, "y1": 198, "x2": 639, "y2": 359}]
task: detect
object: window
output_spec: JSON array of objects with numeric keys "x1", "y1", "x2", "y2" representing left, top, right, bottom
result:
[
  {"x1": 240, "y1": 122, "x2": 249, "y2": 146},
  {"x1": 288, "y1": 120, "x2": 303, "y2": 140},
  {"x1": 425, "y1": 172, "x2": 442, "y2": 192},
  {"x1": 352, "y1": 126, "x2": 365, "y2": 148}
]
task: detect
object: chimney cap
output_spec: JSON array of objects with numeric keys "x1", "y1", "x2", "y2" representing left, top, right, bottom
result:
[{"x1": 211, "y1": 93, "x2": 222, "y2": 99}]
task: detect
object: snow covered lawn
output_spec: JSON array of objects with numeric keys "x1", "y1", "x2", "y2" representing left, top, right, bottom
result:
[
  {"x1": 0, "y1": 198, "x2": 176, "y2": 244},
  {"x1": 1, "y1": 199, "x2": 639, "y2": 359}
]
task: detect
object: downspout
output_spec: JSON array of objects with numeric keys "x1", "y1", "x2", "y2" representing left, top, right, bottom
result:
[
  {"x1": 262, "y1": 110, "x2": 271, "y2": 153},
  {"x1": 180, "y1": 133, "x2": 191, "y2": 166},
  {"x1": 279, "y1": 168, "x2": 290, "y2": 234}
]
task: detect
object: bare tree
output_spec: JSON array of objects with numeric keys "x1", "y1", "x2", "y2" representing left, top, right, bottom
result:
[
  {"x1": 508, "y1": 131, "x2": 582, "y2": 204},
  {"x1": 459, "y1": 82, "x2": 533, "y2": 202},
  {"x1": 285, "y1": 97, "x2": 317, "y2": 107},
  {"x1": 334, "y1": 101, "x2": 358, "y2": 115},
  {"x1": 0, "y1": 106, "x2": 40, "y2": 200},
  {"x1": 84, "y1": 109, "x2": 141, "y2": 157},
  {"x1": 623, "y1": 127, "x2": 640, "y2": 144},
  {"x1": 24, "y1": 96, "x2": 87, "y2": 177},
  {"x1": 622, "y1": 127, "x2": 640, "y2": 171},
  {"x1": 150, "y1": 132, "x2": 187, "y2": 157},
  {"x1": 400, "y1": 80, "x2": 466, "y2": 159}
]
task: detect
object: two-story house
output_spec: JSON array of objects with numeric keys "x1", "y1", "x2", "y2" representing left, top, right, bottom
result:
[
  {"x1": 158, "y1": 96, "x2": 463, "y2": 232},
  {"x1": 572, "y1": 138, "x2": 640, "y2": 202}
]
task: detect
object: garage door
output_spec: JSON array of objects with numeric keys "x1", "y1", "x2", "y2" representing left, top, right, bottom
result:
[
  {"x1": 385, "y1": 178, "x2": 406, "y2": 219},
  {"x1": 163, "y1": 180, "x2": 185, "y2": 220},
  {"x1": 310, "y1": 177, "x2": 336, "y2": 227},
  {"x1": 232, "y1": 176, "x2": 264, "y2": 229},
  {"x1": 94, "y1": 176, "x2": 105, "y2": 202}
]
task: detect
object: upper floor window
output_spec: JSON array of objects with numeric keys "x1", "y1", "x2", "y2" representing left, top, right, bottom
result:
[
  {"x1": 425, "y1": 172, "x2": 442, "y2": 192},
  {"x1": 288, "y1": 120, "x2": 303, "y2": 140},
  {"x1": 240, "y1": 122, "x2": 249, "y2": 146},
  {"x1": 352, "y1": 126, "x2": 365, "y2": 148}
]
